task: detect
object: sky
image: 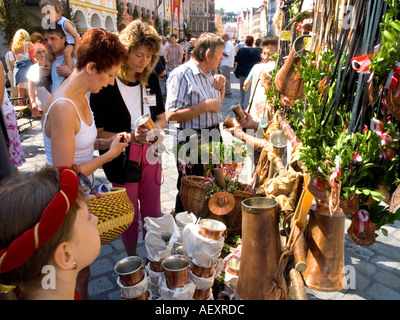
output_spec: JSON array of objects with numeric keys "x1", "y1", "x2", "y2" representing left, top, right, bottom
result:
[{"x1": 215, "y1": 0, "x2": 265, "y2": 13}]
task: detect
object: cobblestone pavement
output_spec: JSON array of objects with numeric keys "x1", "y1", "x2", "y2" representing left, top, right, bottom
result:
[{"x1": 16, "y1": 73, "x2": 400, "y2": 300}]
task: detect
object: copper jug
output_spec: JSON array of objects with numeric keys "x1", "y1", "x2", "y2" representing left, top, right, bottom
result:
[
  {"x1": 303, "y1": 200, "x2": 345, "y2": 292},
  {"x1": 236, "y1": 197, "x2": 284, "y2": 300},
  {"x1": 275, "y1": 36, "x2": 309, "y2": 101}
]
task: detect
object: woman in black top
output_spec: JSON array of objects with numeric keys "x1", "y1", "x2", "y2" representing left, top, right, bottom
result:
[
  {"x1": 90, "y1": 20, "x2": 165, "y2": 257},
  {"x1": 234, "y1": 36, "x2": 262, "y2": 108}
]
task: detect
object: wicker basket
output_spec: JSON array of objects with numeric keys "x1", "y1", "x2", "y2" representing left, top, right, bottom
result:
[
  {"x1": 180, "y1": 175, "x2": 208, "y2": 215},
  {"x1": 230, "y1": 186, "x2": 253, "y2": 233},
  {"x1": 87, "y1": 187, "x2": 135, "y2": 245},
  {"x1": 180, "y1": 175, "x2": 252, "y2": 234}
]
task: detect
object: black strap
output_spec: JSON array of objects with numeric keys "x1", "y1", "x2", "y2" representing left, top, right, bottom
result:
[
  {"x1": 247, "y1": 76, "x2": 261, "y2": 113},
  {"x1": 140, "y1": 84, "x2": 144, "y2": 115}
]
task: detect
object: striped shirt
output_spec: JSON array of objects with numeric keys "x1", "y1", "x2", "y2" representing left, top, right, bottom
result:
[{"x1": 166, "y1": 58, "x2": 223, "y2": 129}]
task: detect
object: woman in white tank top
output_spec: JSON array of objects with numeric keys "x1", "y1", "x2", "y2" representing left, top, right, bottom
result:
[
  {"x1": 42, "y1": 28, "x2": 128, "y2": 300},
  {"x1": 42, "y1": 28, "x2": 129, "y2": 179}
]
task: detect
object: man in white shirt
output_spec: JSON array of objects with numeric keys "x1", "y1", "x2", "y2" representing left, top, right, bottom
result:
[
  {"x1": 220, "y1": 34, "x2": 235, "y2": 96},
  {"x1": 160, "y1": 36, "x2": 169, "y2": 66}
]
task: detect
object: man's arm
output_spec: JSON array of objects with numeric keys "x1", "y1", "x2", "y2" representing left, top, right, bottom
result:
[
  {"x1": 165, "y1": 99, "x2": 221, "y2": 123},
  {"x1": 165, "y1": 72, "x2": 221, "y2": 124},
  {"x1": 56, "y1": 64, "x2": 73, "y2": 78}
]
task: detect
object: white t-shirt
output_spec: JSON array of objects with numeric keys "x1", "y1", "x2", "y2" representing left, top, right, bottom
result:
[
  {"x1": 221, "y1": 40, "x2": 235, "y2": 68},
  {"x1": 116, "y1": 78, "x2": 150, "y2": 131}
]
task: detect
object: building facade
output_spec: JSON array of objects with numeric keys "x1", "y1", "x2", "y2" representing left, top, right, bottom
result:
[
  {"x1": 71, "y1": 0, "x2": 118, "y2": 32},
  {"x1": 189, "y1": 0, "x2": 215, "y2": 37},
  {"x1": 23, "y1": 0, "x2": 119, "y2": 33},
  {"x1": 265, "y1": 0, "x2": 277, "y2": 36}
]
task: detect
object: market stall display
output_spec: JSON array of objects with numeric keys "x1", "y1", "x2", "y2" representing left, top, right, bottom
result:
[{"x1": 114, "y1": 0, "x2": 400, "y2": 300}]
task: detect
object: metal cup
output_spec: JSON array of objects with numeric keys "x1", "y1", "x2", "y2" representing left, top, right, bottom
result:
[
  {"x1": 175, "y1": 245, "x2": 185, "y2": 256},
  {"x1": 270, "y1": 130, "x2": 287, "y2": 157},
  {"x1": 135, "y1": 114, "x2": 159, "y2": 145},
  {"x1": 193, "y1": 287, "x2": 212, "y2": 300},
  {"x1": 114, "y1": 256, "x2": 145, "y2": 287},
  {"x1": 148, "y1": 258, "x2": 164, "y2": 272},
  {"x1": 135, "y1": 113, "x2": 158, "y2": 130},
  {"x1": 162, "y1": 255, "x2": 190, "y2": 290},
  {"x1": 230, "y1": 103, "x2": 245, "y2": 120},
  {"x1": 226, "y1": 257, "x2": 240, "y2": 276},
  {"x1": 190, "y1": 261, "x2": 215, "y2": 278},
  {"x1": 161, "y1": 231, "x2": 172, "y2": 244},
  {"x1": 175, "y1": 212, "x2": 196, "y2": 229},
  {"x1": 198, "y1": 219, "x2": 227, "y2": 240}
]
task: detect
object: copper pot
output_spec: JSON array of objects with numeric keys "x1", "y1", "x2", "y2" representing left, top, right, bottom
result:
[
  {"x1": 236, "y1": 197, "x2": 284, "y2": 300},
  {"x1": 303, "y1": 200, "x2": 345, "y2": 292}
]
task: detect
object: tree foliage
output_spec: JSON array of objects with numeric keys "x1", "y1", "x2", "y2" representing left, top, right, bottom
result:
[
  {"x1": 60, "y1": 0, "x2": 79, "y2": 27},
  {"x1": 0, "y1": 0, "x2": 32, "y2": 47}
]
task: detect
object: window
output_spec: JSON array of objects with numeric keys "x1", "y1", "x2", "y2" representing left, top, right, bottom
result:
[
  {"x1": 191, "y1": 19, "x2": 197, "y2": 31},
  {"x1": 198, "y1": 19, "x2": 204, "y2": 31}
]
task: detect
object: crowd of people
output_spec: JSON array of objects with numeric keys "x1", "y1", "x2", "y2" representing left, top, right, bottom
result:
[{"x1": 0, "y1": 0, "x2": 279, "y2": 300}]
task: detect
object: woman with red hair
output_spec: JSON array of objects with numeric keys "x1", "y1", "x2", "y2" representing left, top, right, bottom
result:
[
  {"x1": 42, "y1": 28, "x2": 130, "y2": 178},
  {"x1": 42, "y1": 28, "x2": 130, "y2": 299}
]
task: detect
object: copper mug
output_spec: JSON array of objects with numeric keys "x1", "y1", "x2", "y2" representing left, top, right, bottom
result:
[
  {"x1": 147, "y1": 258, "x2": 164, "y2": 272},
  {"x1": 190, "y1": 261, "x2": 215, "y2": 278},
  {"x1": 270, "y1": 130, "x2": 288, "y2": 157},
  {"x1": 114, "y1": 256, "x2": 145, "y2": 287},
  {"x1": 135, "y1": 113, "x2": 157, "y2": 130},
  {"x1": 134, "y1": 114, "x2": 159, "y2": 144},
  {"x1": 226, "y1": 257, "x2": 240, "y2": 276},
  {"x1": 230, "y1": 103, "x2": 245, "y2": 120},
  {"x1": 198, "y1": 219, "x2": 227, "y2": 240},
  {"x1": 162, "y1": 255, "x2": 190, "y2": 290},
  {"x1": 193, "y1": 287, "x2": 212, "y2": 300}
]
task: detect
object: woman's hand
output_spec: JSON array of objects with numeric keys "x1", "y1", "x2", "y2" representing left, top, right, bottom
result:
[
  {"x1": 134, "y1": 126, "x2": 151, "y2": 145},
  {"x1": 107, "y1": 132, "x2": 130, "y2": 158},
  {"x1": 134, "y1": 125, "x2": 166, "y2": 145}
]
